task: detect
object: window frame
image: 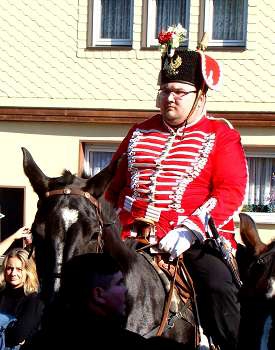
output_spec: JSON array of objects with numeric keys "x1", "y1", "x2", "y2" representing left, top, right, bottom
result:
[
  {"x1": 203, "y1": 0, "x2": 248, "y2": 47},
  {"x1": 0, "y1": 186, "x2": 25, "y2": 244},
  {"x1": 243, "y1": 147, "x2": 275, "y2": 224},
  {"x1": 144, "y1": 0, "x2": 190, "y2": 48},
  {"x1": 83, "y1": 143, "x2": 117, "y2": 177},
  {"x1": 87, "y1": 0, "x2": 134, "y2": 48}
]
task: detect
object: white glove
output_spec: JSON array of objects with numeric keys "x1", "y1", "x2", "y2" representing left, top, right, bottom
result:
[{"x1": 159, "y1": 227, "x2": 196, "y2": 261}]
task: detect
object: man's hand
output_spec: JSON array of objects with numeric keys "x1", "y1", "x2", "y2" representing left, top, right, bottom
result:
[{"x1": 159, "y1": 227, "x2": 196, "y2": 261}]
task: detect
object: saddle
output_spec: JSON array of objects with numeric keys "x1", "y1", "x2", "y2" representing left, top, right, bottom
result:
[
  {"x1": 131, "y1": 218, "x2": 221, "y2": 349},
  {"x1": 131, "y1": 218, "x2": 192, "y2": 304},
  {"x1": 131, "y1": 217, "x2": 157, "y2": 245}
]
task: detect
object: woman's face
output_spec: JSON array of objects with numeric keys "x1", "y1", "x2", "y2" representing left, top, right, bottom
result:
[{"x1": 4, "y1": 257, "x2": 26, "y2": 289}]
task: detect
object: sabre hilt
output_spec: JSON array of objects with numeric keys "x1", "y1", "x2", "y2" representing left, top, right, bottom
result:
[{"x1": 207, "y1": 216, "x2": 242, "y2": 288}]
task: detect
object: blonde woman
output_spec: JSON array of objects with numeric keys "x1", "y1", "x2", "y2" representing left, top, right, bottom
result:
[{"x1": 0, "y1": 249, "x2": 44, "y2": 349}]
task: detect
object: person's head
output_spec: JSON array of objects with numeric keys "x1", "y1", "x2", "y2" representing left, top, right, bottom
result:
[
  {"x1": 0, "y1": 248, "x2": 39, "y2": 294},
  {"x1": 60, "y1": 253, "x2": 127, "y2": 321},
  {"x1": 157, "y1": 24, "x2": 221, "y2": 126}
]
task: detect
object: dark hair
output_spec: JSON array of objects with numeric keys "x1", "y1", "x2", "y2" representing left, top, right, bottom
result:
[{"x1": 60, "y1": 253, "x2": 121, "y2": 304}]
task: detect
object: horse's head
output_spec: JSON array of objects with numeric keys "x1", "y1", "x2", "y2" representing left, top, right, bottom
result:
[
  {"x1": 239, "y1": 213, "x2": 275, "y2": 300},
  {"x1": 22, "y1": 147, "x2": 117, "y2": 300},
  {"x1": 238, "y1": 213, "x2": 275, "y2": 349}
]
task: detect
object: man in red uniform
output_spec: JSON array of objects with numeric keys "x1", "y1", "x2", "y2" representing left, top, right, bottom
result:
[{"x1": 105, "y1": 25, "x2": 247, "y2": 350}]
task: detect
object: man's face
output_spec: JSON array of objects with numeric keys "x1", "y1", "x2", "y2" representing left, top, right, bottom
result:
[
  {"x1": 101, "y1": 271, "x2": 127, "y2": 319},
  {"x1": 158, "y1": 82, "x2": 197, "y2": 126}
]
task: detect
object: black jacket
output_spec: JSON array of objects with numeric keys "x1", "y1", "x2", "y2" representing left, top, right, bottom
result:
[
  {"x1": 0, "y1": 285, "x2": 44, "y2": 348},
  {"x1": 26, "y1": 306, "x2": 148, "y2": 350}
]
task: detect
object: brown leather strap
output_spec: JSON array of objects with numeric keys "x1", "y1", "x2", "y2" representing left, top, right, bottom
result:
[
  {"x1": 45, "y1": 188, "x2": 99, "y2": 209},
  {"x1": 156, "y1": 257, "x2": 180, "y2": 336},
  {"x1": 180, "y1": 259, "x2": 201, "y2": 347},
  {"x1": 45, "y1": 188, "x2": 104, "y2": 229},
  {"x1": 158, "y1": 259, "x2": 191, "y2": 303}
]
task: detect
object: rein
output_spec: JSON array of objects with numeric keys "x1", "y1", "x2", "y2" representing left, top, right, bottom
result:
[{"x1": 139, "y1": 252, "x2": 192, "y2": 338}]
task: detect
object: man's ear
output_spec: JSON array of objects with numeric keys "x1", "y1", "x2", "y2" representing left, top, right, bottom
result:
[
  {"x1": 91, "y1": 286, "x2": 106, "y2": 304},
  {"x1": 156, "y1": 92, "x2": 161, "y2": 108},
  {"x1": 197, "y1": 91, "x2": 206, "y2": 110}
]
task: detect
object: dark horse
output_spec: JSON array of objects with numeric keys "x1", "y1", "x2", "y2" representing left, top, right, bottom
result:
[
  {"x1": 22, "y1": 147, "x2": 275, "y2": 348},
  {"x1": 237, "y1": 213, "x2": 275, "y2": 349},
  {"x1": 22, "y1": 147, "x2": 196, "y2": 347}
]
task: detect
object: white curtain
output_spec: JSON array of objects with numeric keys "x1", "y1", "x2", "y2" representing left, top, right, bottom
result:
[
  {"x1": 246, "y1": 157, "x2": 275, "y2": 206},
  {"x1": 156, "y1": 0, "x2": 187, "y2": 37},
  {"x1": 90, "y1": 151, "x2": 113, "y2": 175},
  {"x1": 212, "y1": 0, "x2": 245, "y2": 40},
  {"x1": 101, "y1": 0, "x2": 131, "y2": 39}
]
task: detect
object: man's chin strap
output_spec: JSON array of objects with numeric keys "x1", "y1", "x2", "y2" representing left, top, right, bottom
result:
[{"x1": 185, "y1": 82, "x2": 206, "y2": 125}]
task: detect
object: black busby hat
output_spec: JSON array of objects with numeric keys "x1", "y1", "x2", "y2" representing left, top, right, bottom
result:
[
  {"x1": 158, "y1": 24, "x2": 222, "y2": 91},
  {"x1": 160, "y1": 49, "x2": 204, "y2": 89}
]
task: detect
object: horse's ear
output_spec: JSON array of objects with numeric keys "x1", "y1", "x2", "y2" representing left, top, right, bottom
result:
[
  {"x1": 22, "y1": 147, "x2": 49, "y2": 197},
  {"x1": 239, "y1": 212, "x2": 267, "y2": 256},
  {"x1": 84, "y1": 155, "x2": 123, "y2": 198}
]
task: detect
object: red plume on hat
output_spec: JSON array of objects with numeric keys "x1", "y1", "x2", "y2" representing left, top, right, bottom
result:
[{"x1": 196, "y1": 32, "x2": 222, "y2": 91}]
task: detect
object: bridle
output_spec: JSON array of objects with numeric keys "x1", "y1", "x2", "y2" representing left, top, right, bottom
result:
[
  {"x1": 28, "y1": 187, "x2": 104, "y2": 262},
  {"x1": 45, "y1": 188, "x2": 103, "y2": 224},
  {"x1": 45, "y1": 187, "x2": 104, "y2": 228},
  {"x1": 46, "y1": 187, "x2": 104, "y2": 251}
]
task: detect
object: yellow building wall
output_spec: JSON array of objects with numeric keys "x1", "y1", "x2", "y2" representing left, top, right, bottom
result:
[{"x1": 0, "y1": 122, "x2": 129, "y2": 227}]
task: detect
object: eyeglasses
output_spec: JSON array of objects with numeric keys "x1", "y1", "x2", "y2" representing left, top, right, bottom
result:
[{"x1": 158, "y1": 88, "x2": 197, "y2": 99}]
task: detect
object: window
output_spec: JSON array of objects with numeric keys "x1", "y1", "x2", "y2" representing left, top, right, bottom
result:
[
  {"x1": 244, "y1": 151, "x2": 275, "y2": 214},
  {"x1": 145, "y1": 0, "x2": 190, "y2": 47},
  {"x1": 84, "y1": 144, "x2": 117, "y2": 177},
  {"x1": 204, "y1": 0, "x2": 248, "y2": 47},
  {"x1": 88, "y1": 0, "x2": 134, "y2": 47},
  {"x1": 0, "y1": 187, "x2": 24, "y2": 250}
]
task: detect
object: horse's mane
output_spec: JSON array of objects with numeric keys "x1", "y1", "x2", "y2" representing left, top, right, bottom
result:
[
  {"x1": 47, "y1": 170, "x2": 77, "y2": 188},
  {"x1": 60, "y1": 170, "x2": 75, "y2": 184}
]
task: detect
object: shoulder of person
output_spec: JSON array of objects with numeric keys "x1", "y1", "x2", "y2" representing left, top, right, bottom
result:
[
  {"x1": 206, "y1": 115, "x2": 235, "y2": 130},
  {"x1": 134, "y1": 113, "x2": 162, "y2": 130},
  {"x1": 18, "y1": 293, "x2": 44, "y2": 311}
]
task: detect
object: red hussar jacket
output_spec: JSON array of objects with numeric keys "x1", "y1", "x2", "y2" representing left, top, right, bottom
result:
[{"x1": 105, "y1": 113, "x2": 248, "y2": 252}]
